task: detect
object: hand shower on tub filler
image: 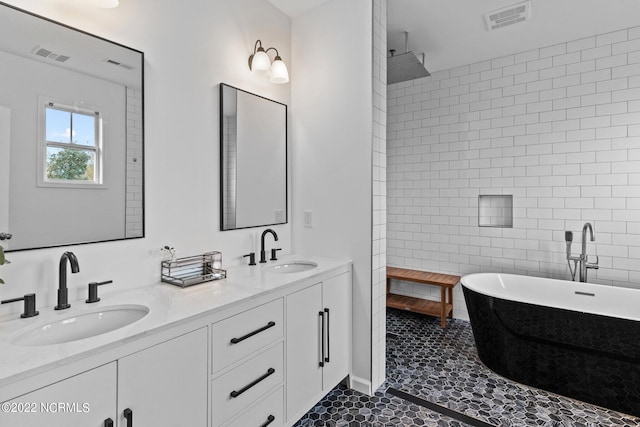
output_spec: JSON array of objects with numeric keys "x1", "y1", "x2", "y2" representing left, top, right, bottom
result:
[{"x1": 565, "y1": 222, "x2": 599, "y2": 282}]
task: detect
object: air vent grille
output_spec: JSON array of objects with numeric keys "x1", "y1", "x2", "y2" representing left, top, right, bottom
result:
[
  {"x1": 104, "y1": 58, "x2": 135, "y2": 70},
  {"x1": 31, "y1": 46, "x2": 70, "y2": 62},
  {"x1": 34, "y1": 47, "x2": 51, "y2": 57},
  {"x1": 484, "y1": 1, "x2": 531, "y2": 31}
]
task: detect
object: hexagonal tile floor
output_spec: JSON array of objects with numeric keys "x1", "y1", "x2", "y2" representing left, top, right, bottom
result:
[{"x1": 292, "y1": 309, "x2": 640, "y2": 426}]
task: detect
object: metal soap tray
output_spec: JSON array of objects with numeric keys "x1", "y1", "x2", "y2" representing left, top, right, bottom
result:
[{"x1": 161, "y1": 252, "x2": 226, "y2": 288}]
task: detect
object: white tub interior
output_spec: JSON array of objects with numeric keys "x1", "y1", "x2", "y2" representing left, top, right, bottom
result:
[{"x1": 461, "y1": 273, "x2": 640, "y2": 322}]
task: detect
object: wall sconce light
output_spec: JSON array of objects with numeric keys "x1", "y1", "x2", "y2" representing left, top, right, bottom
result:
[{"x1": 248, "y1": 40, "x2": 289, "y2": 84}]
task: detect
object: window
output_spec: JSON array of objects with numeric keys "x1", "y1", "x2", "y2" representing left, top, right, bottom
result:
[{"x1": 40, "y1": 100, "x2": 102, "y2": 187}]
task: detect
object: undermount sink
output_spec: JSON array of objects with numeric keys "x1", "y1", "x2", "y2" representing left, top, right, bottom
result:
[
  {"x1": 266, "y1": 261, "x2": 318, "y2": 274},
  {"x1": 11, "y1": 304, "x2": 149, "y2": 347}
]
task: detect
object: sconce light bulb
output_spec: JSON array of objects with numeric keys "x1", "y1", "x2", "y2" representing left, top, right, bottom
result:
[{"x1": 270, "y1": 56, "x2": 289, "y2": 84}]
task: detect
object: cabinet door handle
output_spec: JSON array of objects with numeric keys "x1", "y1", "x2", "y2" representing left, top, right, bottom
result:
[
  {"x1": 124, "y1": 408, "x2": 133, "y2": 427},
  {"x1": 230, "y1": 321, "x2": 276, "y2": 344},
  {"x1": 324, "y1": 308, "x2": 330, "y2": 363},
  {"x1": 260, "y1": 414, "x2": 276, "y2": 427},
  {"x1": 229, "y1": 368, "x2": 275, "y2": 398},
  {"x1": 319, "y1": 311, "x2": 325, "y2": 367},
  {"x1": 104, "y1": 418, "x2": 114, "y2": 427}
]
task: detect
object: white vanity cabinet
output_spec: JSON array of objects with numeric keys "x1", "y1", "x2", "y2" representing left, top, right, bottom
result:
[
  {"x1": 0, "y1": 258, "x2": 353, "y2": 427},
  {"x1": 0, "y1": 362, "x2": 117, "y2": 427},
  {"x1": 211, "y1": 299, "x2": 285, "y2": 427},
  {"x1": 0, "y1": 327, "x2": 208, "y2": 427},
  {"x1": 285, "y1": 272, "x2": 351, "y2": 422}
]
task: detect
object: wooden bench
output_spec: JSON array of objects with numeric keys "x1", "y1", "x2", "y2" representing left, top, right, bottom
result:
[{"x1": 386, "y1": 267, "x2": 460, "y2": 328}]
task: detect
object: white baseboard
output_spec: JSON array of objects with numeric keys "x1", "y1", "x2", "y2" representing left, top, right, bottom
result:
[{"x1": 349, "y1": 375, "x2": 372, "y2": 395}]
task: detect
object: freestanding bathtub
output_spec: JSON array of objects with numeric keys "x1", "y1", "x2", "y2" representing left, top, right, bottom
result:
[{"x1": 462, "y1": 273, "x2": 640, "y2": 417}]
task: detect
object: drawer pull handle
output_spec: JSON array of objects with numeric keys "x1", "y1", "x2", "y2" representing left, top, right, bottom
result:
[
  {"x1": 230, "y1": 321, "x2": 276, "y2": 344},
  {"x1": 104, "y1": 418, "x2": 114, "y2": 427},
  {"x1": 124, "y1": 408, "x2": 133, "y2": 427},
  {"x1": 230, "y1": 368, "x2": 275, "y2": 398},
  {"x1": 260, "y1": 414, "x2": 276, "y2": 427},
  {"x1": 319, "y1": 311, "x2": 325, "y2": 367},
  {"x1": 324, "y1": 308, "x2": 330, "y2": 363}
]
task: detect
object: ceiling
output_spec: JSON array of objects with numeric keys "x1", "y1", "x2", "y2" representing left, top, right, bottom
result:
[
  {"x1": 269, "y1": 0, "x2": 640, "y2": 73},
  {"x1": 0, "y1": 3, "x2": 142, "y2": 88},
  {"x1": 266, "y1": 0, "x2": 332, "y2": 18}
]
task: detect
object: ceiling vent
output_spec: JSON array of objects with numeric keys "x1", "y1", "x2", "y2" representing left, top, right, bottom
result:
[
  {"x1": 484, "y1": 1, "x2": 531, "y2": 31},
  {"x1": 31, "y1": 46, "x2": 70, "y2": 63},
  {"x1": 104, "y1": 58, "x2": 135, "y2": 70}
]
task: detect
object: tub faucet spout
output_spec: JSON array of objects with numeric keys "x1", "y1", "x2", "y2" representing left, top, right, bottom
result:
[{"x1": 579, "y1": 222, "x2": 598, "y2": 283}]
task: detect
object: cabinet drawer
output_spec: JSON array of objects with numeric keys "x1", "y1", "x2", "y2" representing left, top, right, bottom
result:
[
  {"x1": 212, "y1": 298, "x2": 283, "y2": 373},
  {"x1": 224, "y1": 386, "x2": 283, "y2": 427},
  {"x1": 212, "y1": 342, "x2": 284, "y2": 426}
]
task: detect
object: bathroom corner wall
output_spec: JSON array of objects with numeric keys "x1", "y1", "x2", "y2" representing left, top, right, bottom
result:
[
  {"x1": 387, "y1": 27, "x2": 640, "y2": 320},
  {"x1": 370, "y1": 0, "x2": 387, "y2": 392},
  {"x1": 291, "y1": 0, "x2": 376, "y2": 394}
]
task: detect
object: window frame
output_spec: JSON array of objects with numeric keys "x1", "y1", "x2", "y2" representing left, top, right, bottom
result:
[{"x1": 37, "y1": 96, "x2": 105, "y2": 189}]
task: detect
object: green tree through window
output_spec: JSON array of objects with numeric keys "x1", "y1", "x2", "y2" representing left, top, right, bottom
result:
[{"x1": 47, "y1": 148, "x2": 93, "y2": 180}]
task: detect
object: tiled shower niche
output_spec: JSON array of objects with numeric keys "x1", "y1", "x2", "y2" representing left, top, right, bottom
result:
[{"x1": 478, "y1": 194, "x2": 513, "y2": 227}]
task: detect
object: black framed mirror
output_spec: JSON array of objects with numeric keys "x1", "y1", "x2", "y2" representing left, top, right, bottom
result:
[
  {"x1": 0, "y1": 1, "x2": 144, "y2": 251},
  {"x1": 220, "y1": 84, "x2": 287, "y2": 231}
]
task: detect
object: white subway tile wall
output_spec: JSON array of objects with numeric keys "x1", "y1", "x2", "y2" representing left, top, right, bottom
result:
[
  {"x1": 222, "y1": 117, "x2": 237, "y2": 229},
  {"x1": 371, "y1": 0, "x2": 387, "y2": 391},
  {"x1": 387, "y1": 28, "x2": 640, "y2": 321},
  {"x1": 126, "y1": 87, "x2": 144, "y2": 238}
]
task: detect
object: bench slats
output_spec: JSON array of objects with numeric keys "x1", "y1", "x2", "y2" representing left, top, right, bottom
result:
[
  {"x1": 387, "y1": 267, "x2": 460, "y2": 287},
  {"x1": 386, "y1": 267, "x2": 460, "y2": 328}
]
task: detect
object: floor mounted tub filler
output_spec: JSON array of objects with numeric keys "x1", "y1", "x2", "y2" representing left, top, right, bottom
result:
[{"x1": 462, "y1": 273, "x2": 640, "y2": 417}]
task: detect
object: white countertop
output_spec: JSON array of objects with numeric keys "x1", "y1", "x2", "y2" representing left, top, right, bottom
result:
[{"x1": 0, "y1": 254, "x2": 351, "y2": 390}]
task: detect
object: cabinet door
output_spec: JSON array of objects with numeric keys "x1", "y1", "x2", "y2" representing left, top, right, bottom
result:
[
  {"x1": 118, "y1": 328, "x2": 208, "y2": 427},
  {"x1": 0, "y1": 362, "x2": 116, "y2": 427},
  {"x1": 322, "y1": 272, "x2": 351, "y2": 390},
  {"x1": 286, "y1": 283, "x2": 323, "y2": 421}
]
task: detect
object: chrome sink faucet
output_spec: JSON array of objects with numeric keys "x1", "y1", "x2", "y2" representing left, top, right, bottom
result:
[
  {"x1": 259, "y1": 229, "x2": 278, "y2": 263},
  {"x1": 55, "y1": 251, "x2": 80, "y2": 310},
  {"x1": 565, "y1": 222, "x2": 599, "y2": 282}
]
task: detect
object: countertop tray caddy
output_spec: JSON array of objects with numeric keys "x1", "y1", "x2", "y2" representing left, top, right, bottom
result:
[{"x1": 161, "y1": 252, "x2": 226, "y2": 288}]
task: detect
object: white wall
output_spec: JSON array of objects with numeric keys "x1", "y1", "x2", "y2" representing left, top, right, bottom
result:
[
  {"x1": 387, "y1": 27, "x2": 640, "y2": 320},
  {"x1": 291, "y1": 0, "x2": 374, "y2": 392},
  {"x1": 0, "y1": 0, "x2": 291, "y2": 314},
  {"x1": 1, "y1": 51, "x2": 126, "y2": 249}
]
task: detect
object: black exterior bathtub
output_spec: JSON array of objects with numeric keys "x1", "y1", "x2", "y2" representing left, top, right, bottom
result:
[{"x1": 462, "y1": 273, "x2": 640, "y2": 417}]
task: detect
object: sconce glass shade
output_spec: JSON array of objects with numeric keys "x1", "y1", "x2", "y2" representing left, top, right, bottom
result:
[
  {"x1": 251, "y1": 49, "x2": 271, "y2": 72},
  {"x1": 270, "y1": 57, "x2": 289, "y2": 84}
]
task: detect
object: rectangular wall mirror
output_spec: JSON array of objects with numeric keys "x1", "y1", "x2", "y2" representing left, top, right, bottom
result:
[
  {"x1": 220, "y1": 84, "x2": 287, "y2": 231},
  {"x1": 0, "y1": 2, "x2": 144, "y2": 251}
]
